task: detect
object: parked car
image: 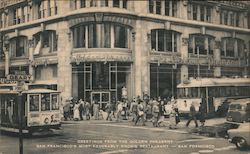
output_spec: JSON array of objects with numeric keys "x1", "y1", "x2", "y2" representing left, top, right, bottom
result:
[
  {"x1": 226, "y1": 98, "x2": 250, "y2": 123},
  {"x1": 228, "y1": 123, "x2": 250, "y2": 150}
]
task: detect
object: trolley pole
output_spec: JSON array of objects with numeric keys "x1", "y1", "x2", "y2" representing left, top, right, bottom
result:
[
  {"x1": 17, "y1": 82, "x2": 23, "y2": 154},
  {"x1": 6, "y1": 71, "x2": 31, "y2": 154}
]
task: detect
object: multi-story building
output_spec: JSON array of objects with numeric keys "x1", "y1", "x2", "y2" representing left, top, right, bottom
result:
[{"x1": 0, "y1": 0, "x2": 249, "y2": 109}]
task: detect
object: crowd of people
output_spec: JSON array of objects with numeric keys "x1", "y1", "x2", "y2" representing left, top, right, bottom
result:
[{"x1": 63, "y1": 95, "x2": 207, "y2": 129}]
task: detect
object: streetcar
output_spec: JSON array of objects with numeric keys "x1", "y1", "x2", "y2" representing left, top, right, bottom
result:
[
  {"x1": 175, "y1": 77, "x2": 250, "y2": 117},
  {"x1": 0, "y1": 84, "x2": 61, "y2": 134}
]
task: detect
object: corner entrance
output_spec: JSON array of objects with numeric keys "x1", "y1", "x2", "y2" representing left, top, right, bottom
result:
[{"x1": 91, "y1": 92, "x2": 110, "y2": 110}]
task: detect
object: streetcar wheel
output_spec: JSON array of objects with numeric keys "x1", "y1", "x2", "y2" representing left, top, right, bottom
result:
[{"x1": 235, "y1": 137, "x2": 247, "y2": 150}]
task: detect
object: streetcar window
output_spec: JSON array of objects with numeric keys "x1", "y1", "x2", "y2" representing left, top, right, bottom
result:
[
  {"x1": 41, "y1": 93, "x2": 50, "y2": 111},
  {"x1": 51, "y1": 94, "x2": 59, "y2": 110},
  {"x1": 29, "y1": 95, "x2": 39, "y2": 111}
]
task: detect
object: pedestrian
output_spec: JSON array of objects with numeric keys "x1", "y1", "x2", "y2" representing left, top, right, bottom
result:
[
  {"x1": 85, "y1": 100, "x2": 91, "y2": 120},
  {"x1": 63, "y1": 101, "x2": 71, "y2": 121},
  {"x1": 134, "y1": 101, "x2": 146, "y2": 126},
  {"x1": 169, "y1": 104, "x2": 180, "y2": 129},
  {"x1": 116, "y1": 101, "x2": 123, "y2": 122},
  {"x1": 130, "y1": 98, "x2": 138, "y2": 122},
  {"x1": 157, "y1": 99, "x2": 165, "y2": 126},
  {"x1": 73, "y1": 102, "x2": 80, "y2": 121},
  {"x1": 93, "y1": 100, "x2": 100, "y2": 120},
  {"x1": 152, "y1": 99, "x2": 159, "y2": 127},
  {"x1": 78, "y1": 99, "x2": 84, "y2": 120},
  {"x1": 198, "y1": 102, "x2": 206, "y2": 127},
  {"x1": 105, "y1": 102, "x2": 113, "y2": 121},
  {"x1": 186, "y1": 102, "x2": 198, "y2": 128}
]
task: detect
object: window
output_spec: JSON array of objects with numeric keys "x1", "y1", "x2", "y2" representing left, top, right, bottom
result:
[
  {"x1": 51, "y1": 94, "x2": 59, "y2": 110},
  {"x1": 73, "y1": 23, "x2": 130, "y2": 49},
  {"x1": 10, "y1": 36, "x2": 27, "y2": 58},
  {"x1": 122, "y1": 0, "x2": 127, "y2": 9},
  {"x1": 29, "y1": 95, "x2": 39, "y2": 112},
  {"x1": 114, "y1": 25, "x2": 128, "y2": 48},
  {"x1": 206, "y1": 7, "x2": 211, "y2": 22},
  {"x1": 34, "y1": 31, "x2": 57, "y2": 52},
  {"x1": 156, "y1": 0, "x2": 161, "y2": 15},
  {"x1": 100, "y1": 0, "x2": 108, "y2": 7},
  {"x1": 200, "y1": 6, "x2": 205, "y2": 21},
  {"x1": 224, "y1": 11, "x2": 228, "y2": 25},
  {"x1": 73, "y1": 25, "x2": 86, "y2": 48},
  {"x1": 35, "y1": 67, "x2": 41, "y2": 80},
  {"x1": 90, "y1": 0, "x2": 97, "y2": 7},
  {"x1": 113, "y1": 0, "x2": 120, "y2": 8},
  {"x1": 220, "y1": 10, "x2": 240, "y2": 27},
  {"x1": 192, "y1": 4, "x2": 197, "y2": 20},
  {"x1": 165, "y1": 0, "x2": 170, "y2": 16},
  {"x1": 149, "y1": 0, "x2": 177, "y2": 17},
  {"x1": 221, "y1": 38, "x2": 235, "y2": 57},
  {"x1": 149, "y1": 0, "x2": 154, "y2": 13},
  {"x1": 80, "y1": 0, "x2": 86, "y2": 8},
  {"x1": 52, "y1": 65, "x2": 58, "y2": 77},
  {"x1": 189, "y1": 4, "x2": 211, "y2": 22},
  {"x1": 188, "y1": 34, "x2": 214, "y2": 55},
  {"x1": 41, "y1": 94, "x2": 50, "y2": 111},
  {"x1": 151, "y1": 29, "x2": 178, "y2": 52},
  {"x1": 248, "y1": 13, "x2": 250, "y2": 29}
]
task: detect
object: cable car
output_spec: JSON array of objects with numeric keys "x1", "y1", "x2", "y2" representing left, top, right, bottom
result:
[{"x1": 0, "y1": 85, "x2": 61, "y2": 134}]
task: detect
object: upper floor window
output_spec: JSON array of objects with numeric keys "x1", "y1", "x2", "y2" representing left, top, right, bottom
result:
[
  {"x1": 188, "y1": 34, "x2": 214, "y2": 55},
  {"x1": 151, "y1": 29, "x2": 179, "y2": 52},
  {"x1": 188, "y1": 3, "x2": 211, "y2": 22},
  {"x1": 113, "y1": 0, "x2": 120, "y2": 8},
  {"x1": 33, "y1": 30, "x2": 57, "y2": 54},
  {"x1": 36, "y1": 0, "x2": 57, "y2": 19},
  {"x1": 221, "y1": 38, "x2": 245, "y2": 58},
  {"x1": 220, "y1": 10, "x2": 240, "y2": 27},
  {"x1": 10, "y1": 6, "x2": 30, "y2": 25},
  {"x1": 149, "y1": 0, "x2": 177, "y2": 17},
  {"x1": 35, "y1": 64, "x2": 57, "y2": 80},
  {"x1": 10, "y1": 36, "x2": 28, "y2": 58},
  {"x1": 80, "y1": 0, "x2": 86, "y2": 8},
  {"x1": 72, "y1": 23, "x2": 130, "y2": 49}
]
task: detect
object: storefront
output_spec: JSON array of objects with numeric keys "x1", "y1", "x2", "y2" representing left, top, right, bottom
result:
[
  {"x1": 72, "y1": 62, "x2": 132, "y2": 109},
  {"x1": 150, "y1": 63, "x2": 181, "y2": 99}
]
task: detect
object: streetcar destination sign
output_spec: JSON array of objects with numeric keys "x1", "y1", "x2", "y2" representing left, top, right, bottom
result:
[{"x1": 6, "y1": 74, "x2": 33, "y2": 81}]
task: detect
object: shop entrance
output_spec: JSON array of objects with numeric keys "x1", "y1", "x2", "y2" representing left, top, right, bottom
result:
[{"x1": 91, "y1": 92, "x2": 110, "y2": 110}]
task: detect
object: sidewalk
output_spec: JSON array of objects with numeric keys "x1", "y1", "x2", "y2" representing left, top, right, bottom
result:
[{"x1": 61, "y1": 116, "x2": 227, "y2": 127}]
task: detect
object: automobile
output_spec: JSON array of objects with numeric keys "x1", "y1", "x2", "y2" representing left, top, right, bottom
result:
[
  {"x1": 227, "y1": 123, "x2": 250, "y2": 150},
  {"x1": 226, "y1": 98, "x2": 250, "y2": 123}
]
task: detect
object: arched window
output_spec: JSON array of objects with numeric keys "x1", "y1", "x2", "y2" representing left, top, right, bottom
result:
[
  {"x1": 72, "y1": 23, "x2": 131, "y2": 49},
  {"x1": 33, "y1": 30, "x2": 57, "y2": 54},
  {"x1": 188, "y1": 34, "x2": 214, "y2": 55},
  {"x1": 221, "y1": 38, "x2": 245, "y2": 58},
  {"x1": 151, "y1": 29, "x2": 179, "y2": 52},
  {"x1": 10, "y1": 36, "x2": 28, "y2": 58}
]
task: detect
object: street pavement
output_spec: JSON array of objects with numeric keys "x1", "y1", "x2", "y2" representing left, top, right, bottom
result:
[{"x1": 0, "y1": 117, "x2": 249, "y2": 154}]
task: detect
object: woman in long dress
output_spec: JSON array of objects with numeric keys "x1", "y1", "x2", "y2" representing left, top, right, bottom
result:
[{"x1": 73, "y1": 103, "x2": 80, "y2": 121}]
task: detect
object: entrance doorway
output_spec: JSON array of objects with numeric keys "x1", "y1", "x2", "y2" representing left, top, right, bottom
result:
[{"x1": 91, "y1": 92, "x2": 110, "y2": 110}]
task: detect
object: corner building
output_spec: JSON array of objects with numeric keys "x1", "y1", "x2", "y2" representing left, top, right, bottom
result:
[{"x1": 0, "y1": 0, "x2": 250, "y2": 108}]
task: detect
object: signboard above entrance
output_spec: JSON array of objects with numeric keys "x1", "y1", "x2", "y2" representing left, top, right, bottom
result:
[{"x1": 6, "y1": 71, "x2": 33, "y2": 82}]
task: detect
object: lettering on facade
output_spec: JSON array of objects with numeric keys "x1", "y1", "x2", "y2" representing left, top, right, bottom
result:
[
  {"x1": 71, "y1": 54, "x2": 133, "y2": 63},
  {"x1": 7, "y1": 74, "x2": 32, "y2": 81},
  {"x1": 29, "y1": 59, "x2": 58, "y2": 66},
  {"x1": 150, "y1": 55, "x2": 244, "y2": 67},
  {"x1": 0, "y1": 78, "x2": 17, "y2": 84},
  {"x1": 69, "y1": 14, "x2": 134, "y2": 27}
]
